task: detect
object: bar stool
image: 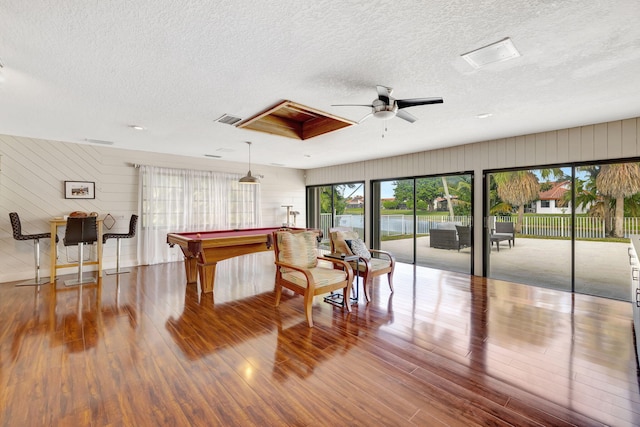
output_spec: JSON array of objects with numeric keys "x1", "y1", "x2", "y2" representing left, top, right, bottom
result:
[
  {"x1": 63, "y1": 216, "x2": 98, "y2": 287},
  {"x1": 9, "y1": 212, "x2": 57, "y2": 287},
  {"x1": 102, "y1": 214, "x2": 138, "y2": 275}
]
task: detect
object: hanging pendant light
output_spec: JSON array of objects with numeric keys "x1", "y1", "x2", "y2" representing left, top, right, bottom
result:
[{"x1": 239, "y1": 141, "x2": 260, "y2": 184}]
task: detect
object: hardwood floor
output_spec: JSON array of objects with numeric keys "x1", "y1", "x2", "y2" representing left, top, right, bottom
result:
[{"x1": 1, "y1": 254, "x2": 639, "y2": 426}]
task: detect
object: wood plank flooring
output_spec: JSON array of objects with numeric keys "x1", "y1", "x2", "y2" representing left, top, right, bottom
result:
[{"x1": 1, "y1": 253, "x2": 639, "y2": 426}]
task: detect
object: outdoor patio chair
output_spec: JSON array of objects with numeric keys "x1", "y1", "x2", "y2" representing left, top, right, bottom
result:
[
  {"x1": 273, "y1": 229, "x2": 353, "y2": 327},
  {"x1": 494, "y1": 221, "x2": 515, "y2": 246},
  {"x1": 455, "y1": 225, "x2": 471, "y2": 251},
  {"x1": 329, "y1": 227, "x2": 395, "y2": 302}
]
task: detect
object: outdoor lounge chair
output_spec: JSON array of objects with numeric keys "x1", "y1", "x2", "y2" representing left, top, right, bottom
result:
[
  {"x1": 494, "y1": 221, "x2": 515, "y2": 246},
  {"x1": 455, "y1": 225, "x2": 471, "y2": 251}
]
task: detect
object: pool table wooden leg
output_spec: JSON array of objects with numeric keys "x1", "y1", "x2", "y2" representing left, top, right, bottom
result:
[
  {"x1": 183, "y1": 257, "x2": 198, "y2": 284},
  {"x1": 197, "y1": 261, "x2": 217, "y2": 293}
]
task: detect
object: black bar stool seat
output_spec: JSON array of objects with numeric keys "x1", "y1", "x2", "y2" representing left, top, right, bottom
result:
[{"x1": 9, "y1": 212, "x2": 57, "y2": 287}]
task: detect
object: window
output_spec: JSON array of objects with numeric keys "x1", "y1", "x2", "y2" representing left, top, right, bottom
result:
[{"x1": 139, "y1": 165, "x2": 261, "y2": 264}]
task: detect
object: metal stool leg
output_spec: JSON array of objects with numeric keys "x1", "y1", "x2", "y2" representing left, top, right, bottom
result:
[
  {"x1": 65, "y1": 242, "x2": 96, "y2": 287},
  {"x1": 106, "y1": 237, "x2": 131, "y2": 275},
  {"x1": 16, "y1": 238, "x2": 51, "y2": 287}
]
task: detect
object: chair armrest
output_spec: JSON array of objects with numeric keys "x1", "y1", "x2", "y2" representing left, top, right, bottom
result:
[
  {"x1": 274, "y1": 261, "x2": 316, "y2": 286},
  {"x1": 317, "y1": 256, "x2": 354, "y2": 282},
  {"x1": 369, "y1": 249, "x2": 396, "y2": 265}
]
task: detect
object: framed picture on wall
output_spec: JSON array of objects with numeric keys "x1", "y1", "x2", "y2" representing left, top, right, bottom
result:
[{"x1": 64, "y1": 181, "x2": 95, "y2": 199}]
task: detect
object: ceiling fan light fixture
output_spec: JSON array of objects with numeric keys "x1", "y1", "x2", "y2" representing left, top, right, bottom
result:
[
  {"x1": 373, "y1": 110, "x2": 396, "y2": 120},
  {"x1": 239, "y1": 141, "x2": 260, "y2": 185}
]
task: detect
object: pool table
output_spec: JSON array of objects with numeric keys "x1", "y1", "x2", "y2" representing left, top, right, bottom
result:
[{"x1": 166, "y1": 227, "x2": 320, "y2": 293}]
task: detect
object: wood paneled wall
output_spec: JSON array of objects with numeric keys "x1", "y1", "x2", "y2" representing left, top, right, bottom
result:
[
  {"x1": 305, "y1": 118, "x2": 640, "y2": 274},
  {"x1": 0, "y1": 135, "x2": 305, "y2": 283}
]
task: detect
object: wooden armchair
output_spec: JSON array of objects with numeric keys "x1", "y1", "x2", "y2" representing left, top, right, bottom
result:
[
  {"x1": 329, "y1": 227, "x2": 395, "y2": 302},
  {"x1": 273, "y1": 230, "x2": 353, "y2": 327}
]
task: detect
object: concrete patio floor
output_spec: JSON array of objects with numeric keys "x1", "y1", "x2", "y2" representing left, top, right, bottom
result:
[{"x1": 379, "y1": 236, "x2": 632, "y2": 301}]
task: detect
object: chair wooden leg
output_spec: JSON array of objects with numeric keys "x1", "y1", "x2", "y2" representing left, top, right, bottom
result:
[
  {"x1": 303, "y1": 292, "x2": 314, "y2": 327},
  {"x1": 387, "y1": 272, "x2": 394, "y2": 293},
  {"x1": 274, "y1": 283, "x2": 282, "y2": 306},
  {"x1": 343, "y1": 284, "x2": 353, "y2": 313},
  {"x1": 362, "y1": 273, "x2": 372, "y2": 302}
]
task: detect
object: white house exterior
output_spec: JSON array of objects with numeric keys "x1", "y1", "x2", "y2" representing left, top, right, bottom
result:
[{"x1": 532, "y1": 181, "x2": 589, "y2": 214}]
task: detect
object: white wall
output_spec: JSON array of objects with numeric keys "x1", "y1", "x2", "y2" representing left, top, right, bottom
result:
[
  {"x1": 0, "y1": 134, "x2": 306, "y2": 283},
  {"x1": 305, "y1": 117, "x2": 640, "y2": 275}
]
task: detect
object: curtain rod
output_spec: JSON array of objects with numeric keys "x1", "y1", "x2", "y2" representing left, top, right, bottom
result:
[{"x1": 129, "y1": 162, "x2": 263, "y2": 178}]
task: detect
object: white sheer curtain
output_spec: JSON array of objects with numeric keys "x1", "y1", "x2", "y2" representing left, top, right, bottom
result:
[{"x1": 137, "y1": 165, "x2": 261, "y2": 265}]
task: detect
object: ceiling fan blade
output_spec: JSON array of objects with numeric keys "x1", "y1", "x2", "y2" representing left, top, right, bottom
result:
[
  {"x1": 376, "y1": 85, "x2": 392, "y2": 104},
  {"x1": 395, "y1": 109, "x2": 418, "y2": 123},
  {"x1": 396, "y1": 97, "x2": 444, "y2": 109},
  {"x1": 358, "y1": 113, "x2": 373, "y2": 123}
]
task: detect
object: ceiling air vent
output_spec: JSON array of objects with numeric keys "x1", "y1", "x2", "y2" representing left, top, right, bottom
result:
[
  {"x1": 461, "y1": 37, "x2": 520, "y2": 69},
  {"x1": 214, "y1": 114, "x2": 242, "y2": 126}
]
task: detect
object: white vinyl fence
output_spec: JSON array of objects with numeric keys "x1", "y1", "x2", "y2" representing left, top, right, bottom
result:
[{"x1": 319, "y1": 213, "x2": 640, "y2": 239}]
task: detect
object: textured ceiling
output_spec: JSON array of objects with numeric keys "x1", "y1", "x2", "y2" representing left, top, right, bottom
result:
[{"x1": 0, "y1": 0, "x2": 639, "y2": 169}]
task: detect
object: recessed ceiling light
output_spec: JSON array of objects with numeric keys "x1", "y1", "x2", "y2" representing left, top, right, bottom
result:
[
  {"x1": 461, "y1": 37, "x2": 520, "y2": 69},
  {"x1": 476, "y1": 113, "x2": 493, "y2": 119},
  {"x1": 129, "y1": 125, "x2": 146, "y2": 130}
]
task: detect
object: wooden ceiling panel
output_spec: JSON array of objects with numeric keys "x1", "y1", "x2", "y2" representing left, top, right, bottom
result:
[{"x1": 237, "y1": 100, "x2": 355, "y2": 140}]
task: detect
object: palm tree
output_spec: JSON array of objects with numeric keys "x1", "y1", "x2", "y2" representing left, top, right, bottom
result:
[
  {"x1": 493, "y1": 171, "x2": 539, "y2": 233},
  {"x1": 571, "y1": 166, "x2": 614, "y2": 236},
  {"x1": 441, "y1": 177, "x2": 455, "y2": 219},
  {"x1": 596, "y1": 163, "x2": 640, "y2": 237}
]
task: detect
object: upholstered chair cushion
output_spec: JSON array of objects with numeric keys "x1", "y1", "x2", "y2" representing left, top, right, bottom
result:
[
  {"x1": 352, "y1": 257, "x2": 391, "y2": 273},
  {"x1": 282, "y1": 268, "x2": 347, "y2": 288},
  {"x1": 277, "y1": 231, "x2": 318, "y2": 271}
]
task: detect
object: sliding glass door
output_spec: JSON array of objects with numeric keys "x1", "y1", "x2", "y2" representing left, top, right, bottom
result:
[
  {"x1": 372, "y1": 174, "x2": 473, "y2": 274},
  {"x1": 485, "y1": 161, "x2": 639, "y2": 301},
  {"x1": 415, "y1": 175, "x2": 472, "y2": 274},
  {"x1": 306, "y1": 182, "x2": 364, "y2": 251},
  {"x1": 375, "y1": 179, "x2": 415, "y2": 264},
  {"x1": 486, "y1": 168, "x2": 572, "y2": 292},
  {"x1": 574, "y1": 161, "x2": 639, "y2": 300}
]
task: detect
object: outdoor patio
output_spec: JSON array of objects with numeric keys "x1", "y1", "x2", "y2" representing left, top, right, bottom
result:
[{"x1": 380, "y1": 236, "x2": 632, "y2": 301}]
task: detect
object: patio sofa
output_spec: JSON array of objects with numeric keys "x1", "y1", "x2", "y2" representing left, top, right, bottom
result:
[{"x1": 430, "y1": 222, "x2": 469, "y2": 250}]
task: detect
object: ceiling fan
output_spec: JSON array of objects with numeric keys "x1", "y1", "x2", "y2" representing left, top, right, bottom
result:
[{"x1": 332, "y1": 85, "x2": 443, "y2": 123}]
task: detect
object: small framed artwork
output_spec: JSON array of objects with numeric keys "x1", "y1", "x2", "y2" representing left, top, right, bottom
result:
[{"x1": 64, "y1": 181, "x2": 95, "y2": 199}]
